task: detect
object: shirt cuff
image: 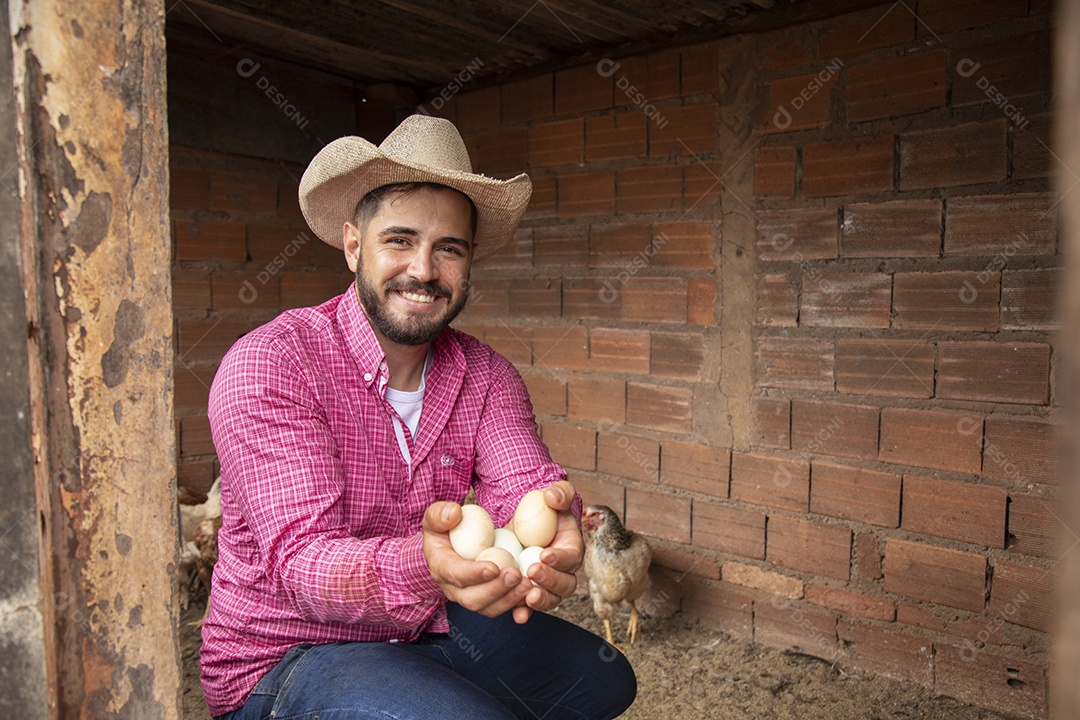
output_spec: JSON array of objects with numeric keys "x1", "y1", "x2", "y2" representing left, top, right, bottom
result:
[{"x1": 400, "y1": 532, "x2": 444, "y2": 601}]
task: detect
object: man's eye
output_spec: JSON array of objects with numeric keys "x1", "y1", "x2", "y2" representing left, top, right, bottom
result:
[
  {"x1": 388, "y1": 237, "x2": 409, "y2": 245},
  {"x1": 438, "y1": 245, "x2": 464, "y2": 256}
]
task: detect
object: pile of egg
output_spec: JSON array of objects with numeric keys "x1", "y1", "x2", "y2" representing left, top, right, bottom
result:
[{"x1": 448, "y1": 489, "x2": 558, "y2": 583}]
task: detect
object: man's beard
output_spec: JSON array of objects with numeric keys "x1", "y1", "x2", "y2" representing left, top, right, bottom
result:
[{"x1": 355, "y1": 264, "x2": 470, "y2": 346}]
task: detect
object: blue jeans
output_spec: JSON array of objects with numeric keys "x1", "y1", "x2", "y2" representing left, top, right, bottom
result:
[{"x1": 217, "y1": 602, "x2": 636, "y2": 719}]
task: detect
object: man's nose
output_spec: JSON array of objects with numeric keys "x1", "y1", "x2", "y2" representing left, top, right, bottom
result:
[{"x1": 407, "y1": 246, "x2": 437, "y2": 281}]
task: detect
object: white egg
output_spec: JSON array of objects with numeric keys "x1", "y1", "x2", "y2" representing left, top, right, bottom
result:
[
  {"x1": 512, "y1": 489, "x2": 558, "y2": 548},
  {"x1": 516, "y1": 545, "x2": 545, "y2": 586},
  {"x1": 448, "y1": 504, "x2": 495, "y2": 560},
  {"x1": 475, "y1": 546, "x2": 517, "y2": 571},
  {"x1": 493, "y1": 527, "x2": 524, "y2": 558}
]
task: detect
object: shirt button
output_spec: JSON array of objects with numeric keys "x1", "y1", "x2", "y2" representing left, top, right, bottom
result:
[{"x1": 363, "y1": 372, "x2": 373, "y2": 382}]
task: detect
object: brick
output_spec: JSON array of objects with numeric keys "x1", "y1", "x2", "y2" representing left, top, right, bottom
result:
[
  {"x1": 944, "y1": 193, "x2": 1057, "y2": 256},
  {"x1": 531, "y1": 325, "x2": 588, "y2": 371},
  {"x1": 761, "y1": 70, "x2": 836, "y2": 133},
  {"x1": 177, "y1": 318, "x2": 256, "y2": 362},
  {"x1": 984, "y1": 416, "x2": 1058, "y2": 485},
  {"x1": 525, "y1": 372, "x2": 566, "y2": 416},
  {"x1": 953, "y1": 31, "x2": 1052, "y2": 107},
  {"x1": 1002, "y1": 269, "x2": 1058, "y2": 331},
  {"x1": 841, "y1": 199, "x2": 941, "y2": 258},
  {"x1": 856, "y1": 533, "x2": 882, "y2": 580},
  {"x1": 650, "y1": 222, "x2": 713, "y2": 269},
  {"x1": 722, "y1": 561, "x2": 802, "y2": 598},
  {"x1": 468, "y1": 127, "x2": 528, "y2": 176},
  {"x1": 650, "y1": 332, "x2": 703, "y2": 379},
  {"x1": 753, "y1": 146, "x2": 796, "y2": 198},
  {"x1": 1008, "y1": 493, "x2": 1061, "y2": 559},
  {"x1": 937, "y1": 341, "x2": 1050, "y2": 405},
  {"x1": 174, "y1": 364, "x2": 217, "y2": 413},
  {"x1": 1013, "y1": 113, "x2": 1054, "y2": 180},
  {"x1": 585, "y1": 112, "x2": 647, "y2": 162},
  {"x1": 179, "y1": 415, "x2": 213, "y2": 457},
  {"x1": 543, "y1": 422, "x2": 596, "y2": 471},
  {"x1": 277, "y1": 175, "x2": 305, "y2": 223},
  {"x1": 620, "y1": 277, "x2": 687, "y2": 323},
  {"x1": 597, "y1": 430, "x2": 658, "y2": 483},
  {"x1": 609, "y1": 55, "x2": 648, "y2": 108},
  {"x1": 661, "y1": 440, "x2": 729, "y2": 497},
  {"x1": 682, "y1": 579, "x2": 753, "y2": 638},
  {"x1": 569, "y1": 471, "x2": 623, "y2": 516},
  {"x1": 756, "y1": 337, "x2": 834, "y2": 392},
  {"x1": 246, "y1": 224, "x2": 314, "y2": 266},
  {"x1": 900, "y1": 120, "x2": 1007, "y2": 190},
  {"x1": 525, "y1": 174, "x2": 557, "y2": 218},
  {"x1": 902, "y1": 475, "x2": 1008, "y2": 548},
  {"x1": 528, "y1": 118, "x2": 583, "y2": 167},
  {"x1": 555, "y1": 64, "x2": 612, "y2": 116},
  {"x1": 767, "y1": 515, "x2": 851, "y2": 580},
  {"x1": 209, "y1": 169, "x2": 277, "y2": 216},
  {"x1": 694, "y1": 500, "x2": 766, "y2": 561},
  {"x1": 681, "y1": 42, "x2": 718, "y2": 96},
  {"x1": 500, "y1": 73, "x2": 552, "y2": 125},
  {"x1": 509, "y1": 279, "x2": 560, "y2": 317},
  {"x1": 557, "y1": 171, "x2": 615, "y2": 218},
  {"x1": 172, "y1": 269, "x2": 211, "y2": 313},
  {"x1": 646, "y1": 48, "x2": 681, "y2": 100},
  {"x1": 589, "y1": 328, "x2": 649, "y2": 374},
  {"x1": 533, "y1": 225, "x2": 588, "y2": 267},
  {"x1": 754, "y1": 598, "x2": 837, "y2": 659},
  {"x1": 626, "y1": 382, "x2": 692, "y2": 433},
  {"x1": 835, "y1": 338, "x2": 935, "y2": 398},
  {"x1": 879, "y1": 408, "x2": 983, "y2": 474},
  {"x1": 934, "y1": 642, "x2": 1048, "y2": 720},
  {"x1": 210, "y1": 270, "x2": 278, "y2": 312},
  {"x1": 174, "y1": 219, "x2": 246, "y2": 263},
  {"x1": 808, "y1": 587, "x2": 895, "y2": 622},
  {"x1": 803, "y1": 135, "x2": 893, "y2": 197},
  {"x1": 280, "y1": 272, "x2": 343, "y2": 309},
  {"x1": 799, "y1": 272, "x2": 891, "y2": 329},
  {"x1": 846, "y1": 50, "x2": 946, "y2": 122},
  {"x1": 588, "y1": 222, "x2": 652, "y2": 268},
  {"x1": 616, "y1": 165, "x2": 682, "y2": 214},
  {"x1": 625, "y1": 487, "x2": 690, "y2": 544},
  {"x1": 484, "y1": 324, "x2": 531, "y2": 366},
  {"x1": 756, "y1": 207, "x2": 838, "y2": 261},
  {"x1": 169, "y1": 164, "x2": 209, "y2": 211},
  {"x1": 883, "y1": 539, "x2": 986, "y2": 612},
  {"x1": 730, "y1": 452, "x2": 809, "y2": 513},
  {"x1": 687, "y1": 278, "x2": 716, "y2": 325},
  {"x1": 817, "y1": 6, "x2": 914, "y2": 60},
  {"x1": 567, "y1": 377, "x2": 624, "y2": 424},
  {"x1": 651, "y1": 543, "x2": 720, "y2": 581},
  {"x1": 460, "y1": 277, "x2": 510, "y2": 319},
  {"x1": 896, "y1": 602, "x2": 946, "y2": 631},
  {"x1": 917, "y1": 0, "x2": 1028, "y2": 35},
  {"x1": 837, "y1": 621, "x2": 931, "y2": 686},
  {"x1": 453, "y1": 86, "x2": 500, "y2": 134},
  {"x1": 177, "y1": 459, "x2": 217, "y2": 498},
  {"x1": 753, "y1": 398, "x2": 790, "y2": 449},
  {"x1": 562, "y1": 277, "x2": 620, "y2": 321},
  {"x1": 892, "y1": 270, "x2": 1000, "y2": 331},
  {"x1": 756, "y1": 274, "x2": 798, "y2": 328},
  {"x1": 791, "y1": 400, "x2": 879, "y2": 461},
  {"x1": 648, "y1": 104, "x2": 717, "y2": 158},
  {"x1": 811, "y1": 462, "x2": 900, "y2": 527},
  {"x1": 683, "y1": 161, "x2": 722, "y2": 210},
  {"x1": 991, "y1": 559, "x2": 1055, "y2": 633}
]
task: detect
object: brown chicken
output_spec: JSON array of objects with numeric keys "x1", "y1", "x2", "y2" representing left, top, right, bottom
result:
[{"x1": 582, "y1": 504, "x2": 652, "y2": 646}]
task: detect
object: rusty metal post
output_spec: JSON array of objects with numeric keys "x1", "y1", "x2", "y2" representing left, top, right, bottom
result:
[
  {"x1": 1055, "y1": 0, "x2": 1080, "y2": 716},
  {"x1": 10, "y1": 0, "x2": 180, "y2": 718}
]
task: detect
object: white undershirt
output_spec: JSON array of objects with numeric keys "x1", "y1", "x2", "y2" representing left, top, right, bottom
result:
[{"x1": 384, "y1": 349, "x2": 433, "y2": 465}]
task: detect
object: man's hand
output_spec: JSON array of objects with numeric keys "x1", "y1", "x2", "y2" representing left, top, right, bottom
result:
[
  {"x1": 512, "y1": 480, "x2": 584, "y2": 625},
  {"x1": 422, "y1": 502, "x2": 533, "y2": 618}
]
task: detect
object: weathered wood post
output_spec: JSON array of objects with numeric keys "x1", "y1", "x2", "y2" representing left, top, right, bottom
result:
[{"x1": 10, "y1": 0, "x2": 181, "y2": 717}]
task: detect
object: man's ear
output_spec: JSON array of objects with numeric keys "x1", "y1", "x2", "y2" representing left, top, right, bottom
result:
[{"x1": 343, "y1": 222, "x2": 361, "y2": 273}]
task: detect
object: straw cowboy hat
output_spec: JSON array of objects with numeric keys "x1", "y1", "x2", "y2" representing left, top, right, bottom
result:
[{"x1": 299, "y1": 114, "x2": 532, "y2": 262}]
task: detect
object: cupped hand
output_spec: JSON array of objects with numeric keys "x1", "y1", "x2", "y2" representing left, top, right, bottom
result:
[{"x1": 512, "y1": 480, "x2": 585, "y2": 624}]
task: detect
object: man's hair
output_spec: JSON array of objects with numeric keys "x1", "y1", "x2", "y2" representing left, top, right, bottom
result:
[{"x1": 353, "y1": 182, "x2": 478, "y2": 237}]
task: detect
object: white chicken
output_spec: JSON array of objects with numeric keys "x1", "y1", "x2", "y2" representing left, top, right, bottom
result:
[{"x1": 178, "y1": 477, "x2": 221, "y2": 615}]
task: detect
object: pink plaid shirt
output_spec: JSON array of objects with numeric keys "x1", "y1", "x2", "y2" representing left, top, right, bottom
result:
[{"x1": 200, "y1": 289, "x2": 569, "y2": 716}]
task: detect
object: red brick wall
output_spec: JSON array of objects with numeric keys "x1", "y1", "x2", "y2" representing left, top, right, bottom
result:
[
  {"x1": 170, "y1": 146, "x2": 353, "y2": 497},
  {"x1": 440, "y1": 2, "x2": 1058, "y2": 717}
]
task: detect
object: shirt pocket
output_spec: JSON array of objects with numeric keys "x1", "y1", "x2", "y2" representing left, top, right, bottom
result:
[{"x1": 428, "y1": 445, "x2": 475, "y2": 503}]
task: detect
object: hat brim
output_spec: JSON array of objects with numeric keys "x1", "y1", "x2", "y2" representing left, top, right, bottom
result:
[{"x1": 299, "y1": 136, "x2": 531, "y2": 263}]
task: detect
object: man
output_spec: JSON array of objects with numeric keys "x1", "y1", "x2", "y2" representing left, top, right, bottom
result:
[{"x1": 201, "y1": 115, "x2": 637, "y2": 719}]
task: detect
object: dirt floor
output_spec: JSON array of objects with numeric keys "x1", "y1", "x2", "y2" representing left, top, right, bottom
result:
[{"x1": 181, "y1": 587, "x2": 1014, "y2": 720}]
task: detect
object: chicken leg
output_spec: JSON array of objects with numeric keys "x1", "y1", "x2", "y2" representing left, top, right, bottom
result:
[{"x1": 627, "y1": 600, "x2": 641, "y2": 645}]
